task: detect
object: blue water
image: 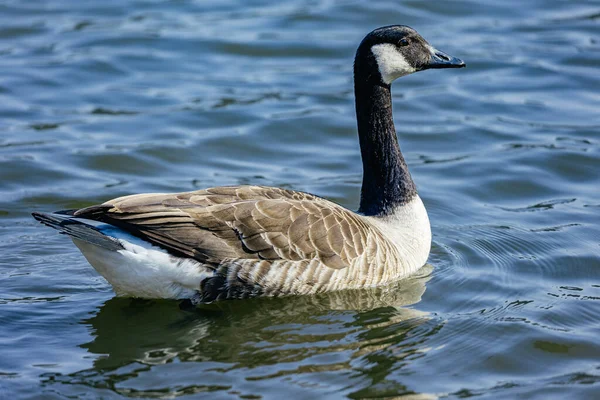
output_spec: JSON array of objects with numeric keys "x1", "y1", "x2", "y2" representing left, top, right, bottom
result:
[{"x1": 1, "y1": 0, "x2": 599, "y2": 398}]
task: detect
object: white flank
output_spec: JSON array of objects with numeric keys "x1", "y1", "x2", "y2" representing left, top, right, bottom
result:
[
  {"x1": 371, "y1": 43, "x2": 416, "y2": 85},
  {"x1": 365, "y1": 195, "x2": 431, "y2": 274},
  {"x1": 72, "y1": 230, "x2": 213, "y2": 299}
]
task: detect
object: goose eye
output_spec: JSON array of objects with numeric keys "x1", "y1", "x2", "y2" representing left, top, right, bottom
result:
[{"x1": 398, "y1": 38, "x2": 409, "y2": 47}]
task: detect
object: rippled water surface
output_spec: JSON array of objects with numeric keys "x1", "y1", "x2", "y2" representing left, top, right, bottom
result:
[{"x1": 1, "y1": 0, "x2": 599, "y2": 398}]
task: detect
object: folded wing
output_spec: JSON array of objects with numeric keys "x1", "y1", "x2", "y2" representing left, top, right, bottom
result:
[{"x1": 75, "y1": 185, "x2": 370, "y2": 270}]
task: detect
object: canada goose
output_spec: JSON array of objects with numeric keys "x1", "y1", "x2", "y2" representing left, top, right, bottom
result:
[{"x1": 33, "y1": 25, "x2": 465, "y2": 303}]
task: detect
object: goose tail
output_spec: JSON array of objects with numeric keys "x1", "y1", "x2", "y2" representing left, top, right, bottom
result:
[{"x1": 32, "y1": 211, "x2": 124, "y2": 251}]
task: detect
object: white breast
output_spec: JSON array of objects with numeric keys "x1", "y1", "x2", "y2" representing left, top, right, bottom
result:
[{"x1": 365, "y1": 195, "x2": 432, "y2": 274}]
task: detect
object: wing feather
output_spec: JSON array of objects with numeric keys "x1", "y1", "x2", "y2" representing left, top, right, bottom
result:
[{"x1": 75, "y1": 185, "x2": 369, "y2": 269}]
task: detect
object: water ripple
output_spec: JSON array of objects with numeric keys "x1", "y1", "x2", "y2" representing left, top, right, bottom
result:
[{"x1": 1, "y1": 0, "x2": 599, "y2": 398}]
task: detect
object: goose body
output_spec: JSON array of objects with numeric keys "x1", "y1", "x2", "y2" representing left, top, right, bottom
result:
[{"x1": 33, "y1": 25, "x2": 465, "y2": 302}]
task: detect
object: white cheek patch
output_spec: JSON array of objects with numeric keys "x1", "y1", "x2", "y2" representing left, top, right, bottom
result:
[{"x1": 371, "y1": 43, "x2": 416, "y2": 84}]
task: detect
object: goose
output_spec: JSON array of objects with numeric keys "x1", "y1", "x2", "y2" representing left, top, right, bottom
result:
[{"x1": 32, "y1": 25, "x2": 465, "y2": 303}]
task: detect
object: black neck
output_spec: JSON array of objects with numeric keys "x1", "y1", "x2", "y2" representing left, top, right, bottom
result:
[{"x1": 354, "y1": 68, "x2": 416, "y2": 216}]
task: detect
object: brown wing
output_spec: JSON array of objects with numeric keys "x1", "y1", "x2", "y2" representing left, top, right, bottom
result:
[{"x1": 75, "y1": 185, "x2": 368, "y2": 269}]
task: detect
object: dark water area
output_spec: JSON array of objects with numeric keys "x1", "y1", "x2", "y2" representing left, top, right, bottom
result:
[{"x1": 1, "y1": 0, "x2": 599, "y2": 398}]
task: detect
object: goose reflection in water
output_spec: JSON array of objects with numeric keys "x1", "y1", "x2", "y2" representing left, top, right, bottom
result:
[{"x1": 42, "y1": 266, "x2": 436, "y2": 396}]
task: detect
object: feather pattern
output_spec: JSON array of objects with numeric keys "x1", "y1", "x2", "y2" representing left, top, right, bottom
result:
[{"x1": 66, "y1": 185, "x2": 429, "y2": 300}]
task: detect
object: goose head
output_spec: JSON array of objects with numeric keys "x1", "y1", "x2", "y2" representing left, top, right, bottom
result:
[{"x1": 355, "y1": 25, "x2": 466, "y2": 85}]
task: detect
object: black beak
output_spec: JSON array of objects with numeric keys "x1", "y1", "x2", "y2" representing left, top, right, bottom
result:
[{"x1": 424, "y1": 48, "x2": 466, "y2": 69}]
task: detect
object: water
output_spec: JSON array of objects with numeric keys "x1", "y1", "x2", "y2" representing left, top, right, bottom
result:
[{"x1": 1, "y1": 0, "x2": 599, "y2": 398}]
